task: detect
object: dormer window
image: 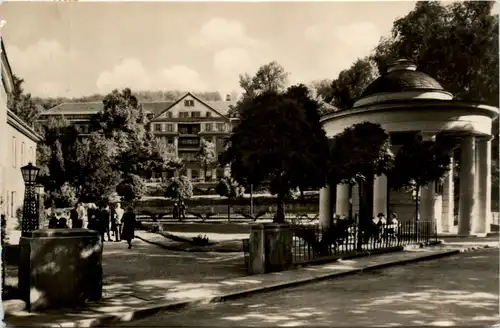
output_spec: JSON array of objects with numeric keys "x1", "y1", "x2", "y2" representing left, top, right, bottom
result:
[
  {"x1": 206, "y1": 112, "x2": 212, "y2": 117},
  {"x1": 184, "y1": 99, "x2": 195, "y2": 107}
]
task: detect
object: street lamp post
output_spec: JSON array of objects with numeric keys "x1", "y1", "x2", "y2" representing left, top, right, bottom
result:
[
  {"x1": 20, "y1": 163, "x2": 40, "y2": 234},
  {"x1": 35, "y1": 184, "x2": 44, "y2": 228}
]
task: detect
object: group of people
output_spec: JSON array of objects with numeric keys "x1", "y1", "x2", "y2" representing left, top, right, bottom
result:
[
  {"x1": 48, "y1": 202, "x2": 136, "y2": 249},
  {"x1": 371, "y1": 212, "x2": 399, "y2": 241}
]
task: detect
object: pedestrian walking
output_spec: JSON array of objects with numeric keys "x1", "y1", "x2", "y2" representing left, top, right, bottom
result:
[
  {"x1": 173, "y1": 202, "x2": 179, "y2": 221},
  {"x1": 111, "y1": 202, "x2": 124, "y2": 241},
  {"x1": 98, "y1": 203, "x2": 111, "y2": 242},
  {"x1": 180, "y1": 201, "x2": 186, "y2": 221},
  {"x1": 48, "y1": 214, "x2": 58, "y2": 229},
  {"x1": 121, "y1": 206, "x2": 136, "y2": 249},
  {"x1": 87, "y1": 203, "x2": 98, "y2": 231},
  {"x1": 70, "y1": 203, "x2": 83, "y2": 228}
]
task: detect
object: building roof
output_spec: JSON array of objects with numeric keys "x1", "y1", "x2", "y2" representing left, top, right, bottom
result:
[
  {"x1": 40, "y1": 94, "x2": 237, "y2": 118},
  {"x1": 1, "y1": 38, "x2": 14, "y2": 94},
  {"x1": 7, "y1": 109, "x2": 43, "y2": 142},
  {"x1": 360, "y1": 59, "x2": 445, "y2": 98}
]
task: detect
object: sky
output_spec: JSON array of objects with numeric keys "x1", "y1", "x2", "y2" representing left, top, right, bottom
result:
[{"x1": 0, "y1": 0, "x2": 485, "y2": 99}]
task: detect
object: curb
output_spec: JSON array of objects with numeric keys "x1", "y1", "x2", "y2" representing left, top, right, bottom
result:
[{"x1": 21, "y1": 245, "x2": 492, "y2": 328}]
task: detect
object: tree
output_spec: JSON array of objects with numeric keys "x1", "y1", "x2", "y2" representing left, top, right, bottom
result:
[
  {"x1": 94, "y1": 88, "x2": 182, "y2": 177},
  {"x1": 116, "y1": 174, "x2": 147, "y2": 202},
  {"x1": 37, "y1": 116, "x2": 79, "y2": 193},
  {"x1": 328, "y1": 122, "x2": 394, "y2": 243},
  {"x1": 329, "y1": 57, "x2": 379, "y2": 109},
  {"x1": 197, "y1": 139, "x2": 217, "y2": 181},
  {"x1": 71, "y1": 133, "x2": 122, "y2": 203},
  {"x1": 371, "y1": 1, "x2": 499, "y2": 210},
  {"x1": 239, "y1": 61, "x2": 289, "y2": 99},
  {"x1": 222, "y1": 84, "x2": 329, "y2": 223},
  {"x1": 7, "y1": 75, "x2": 41, "y2": 126},
  {"x1": 389, "y1": 136, "x2": 453, "y2": 221},
  {"x1": 163, "y1": 176, "x2": 193, "y2": 203},
  {"x1": 372, "y1": 1, "x2": 498, "y2": 107},
  {"x1": 215, "y1": 177, "x2": 245, "y2": 222}
]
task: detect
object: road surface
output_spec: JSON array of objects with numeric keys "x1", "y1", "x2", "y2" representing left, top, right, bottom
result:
[{"x1": 117, "y1": 248, "x2": 499, "y2": 327}]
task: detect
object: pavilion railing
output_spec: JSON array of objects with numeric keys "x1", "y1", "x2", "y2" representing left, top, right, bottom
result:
[{"x1": 291, "y1": 220, "x2": 437, "y2": 265}]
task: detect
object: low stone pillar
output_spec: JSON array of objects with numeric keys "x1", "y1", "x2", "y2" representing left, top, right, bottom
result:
[
  {"x1": 248, "y1": 223, "x2": 293, "y2": 275},
  {"x1": 18, "y1": 229, "x2": 103, "y2": 311}
]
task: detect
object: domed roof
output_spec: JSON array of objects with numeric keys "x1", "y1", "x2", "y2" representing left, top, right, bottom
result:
[{"x1": 360, "y1": 59, "x2": 444, "y2": 98}]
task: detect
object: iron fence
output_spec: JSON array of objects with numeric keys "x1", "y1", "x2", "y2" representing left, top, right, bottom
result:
[{"x1": 291, "y1": 220, "x2": 437, "y2": 264}]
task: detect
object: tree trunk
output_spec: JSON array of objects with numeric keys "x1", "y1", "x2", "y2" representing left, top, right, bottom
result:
[
  {"x1": 357, "y1": 176, "x2": 375, "y2": 250},
  {"x1": 227, "y1": 200, "x2": 231, "y2": 222},
  {"x1": 348, "y1": 184, "x2": 353, "y2": 221},
  {"x1": 274, "y1": 193, "x2": 285, "y2": 223}
]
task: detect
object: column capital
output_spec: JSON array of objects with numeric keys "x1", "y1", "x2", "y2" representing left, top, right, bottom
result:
[{"x1": 477, "y1": 135, "x2": 494, "y2": 142}]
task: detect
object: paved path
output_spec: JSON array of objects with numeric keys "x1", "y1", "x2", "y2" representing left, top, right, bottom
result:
[
  {"x1": 4, "y1": 237, "x2": 497, "y2": 327},
  {"x1": 119, "y1": 248, "x2": 500, "y2": 327}
]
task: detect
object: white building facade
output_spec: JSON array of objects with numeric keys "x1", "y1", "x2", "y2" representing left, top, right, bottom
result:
[{"x1": 1, "y1": 38, "x2": 42, "y2": 237}]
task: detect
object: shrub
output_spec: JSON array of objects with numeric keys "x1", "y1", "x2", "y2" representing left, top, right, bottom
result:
[
  {"x1": 116, "y1": 174, "x2": 146, "y2": 202},
  {"x1": 163, "y1": 176, "x2": 193, "y2": 201},
  {"x1": 49, "y1": 183, "x2": 77, "y2": 208}
]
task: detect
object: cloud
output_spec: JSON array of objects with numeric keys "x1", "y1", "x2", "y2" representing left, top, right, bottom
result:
[
  {"x1": 6, "y1": 38, "x2": 79, "y2": 97},
  {"x1": 304, "y1": 24, "x2": 321, "y2": 42},
  {"x1": 158, "y1": 65, "x2": 206, "y2": 91},
  {"x1": 96, "y1": 59, "x2": 206, "y2": 93},
  {"x1": 189, "y1": 17, "x2": 258, "y2": 48},
  {"x1": 96, "y1": 58, "x2": 152, "y2": 92}
]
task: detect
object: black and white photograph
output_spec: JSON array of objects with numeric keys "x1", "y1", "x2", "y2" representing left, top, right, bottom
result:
[{"x1": 0, "y1": 0, "x2": 499, "y2": 327}]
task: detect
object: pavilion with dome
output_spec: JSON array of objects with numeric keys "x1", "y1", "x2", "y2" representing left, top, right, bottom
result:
[{"x1": 319, "y1": 59, "x2": 499, "y2": 237}]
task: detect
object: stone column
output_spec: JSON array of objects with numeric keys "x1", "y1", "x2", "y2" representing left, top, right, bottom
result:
[
  {"x1": 458, "y1": 135, "x2": 477, "y2": 236},
  {"x1": 473, "y1": 137, "x2": 492, "y2": 236},
  {"x1": 186, "y1": 168, "x2": 192, "y2": 180},
  {"x1": 319, "y1": 186, "x2": 332, "y2": 228},
  {"x1": 420, "y1": 182, "x2": 436, "y2": 222},
  {"x1": 441, "y1": 152, "x2": 455, "y2": 233},
  {"x1": 212, "y1": 168, "x2": 217, "y2": 181},
  {"x1": 335, "y1": 184, "x2": 350, "y2": 217},
  {"x1": 373, "y1": 174, "x2": 388, "y2": 216}
]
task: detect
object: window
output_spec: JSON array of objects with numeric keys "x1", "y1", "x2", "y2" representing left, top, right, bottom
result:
[
  {"x1": 206, "y1": 112, "x2": 212, "y2": 117},
  {"x1": 205, "y1": 123, "x2": 213, "y2": 132},
  {"x1": 191, "y1": 111, "x2": 201, "y2": 118},
  {"x1": 216, "y1": 123, "x2": 226, "y2": 132},
  {"x1": 179, "y1": 112, "x2": 189, "y2": 119},
  {"x1": 21, "y1": 142, "x2": 25, "y2": 165},
  {"x1": 191, "y1": 169, "x2": 199, "y2": 180},
  {"x1": 29, "y1": 147, "x2": 34, "y2": 163},
  {"x1": 179, "y1": 138, "x2": 200, "y2": 146},
  {"x1": 10, "y1": 191, "x2": 15, "y2": 219},
  {"x1": 154, "y1": 123, "x2": 162, "y2": 132},
  {"x1": 184, "y1": 99, "x2": 195, "y2": 107},
  {"x1": 12, "y1": 137, "x2": 16, "y2": 167},
  {"x1": 166, "y1": 124, "x2": 173, "y2": 132},
  {"x1": 167, "y1": 112, "x2": 173, "y2": 119},
  {"x1": 6, "y1": 191, "x2": 9, "y2": 217}
]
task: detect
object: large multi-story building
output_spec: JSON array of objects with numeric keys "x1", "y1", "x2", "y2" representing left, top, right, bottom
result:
[
  {"x1": 1, "y1": 38, "x2": 43, "y2": 240},
  {"x1": 39, "y1": 92, "x2": 238, "y2": 183}
]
